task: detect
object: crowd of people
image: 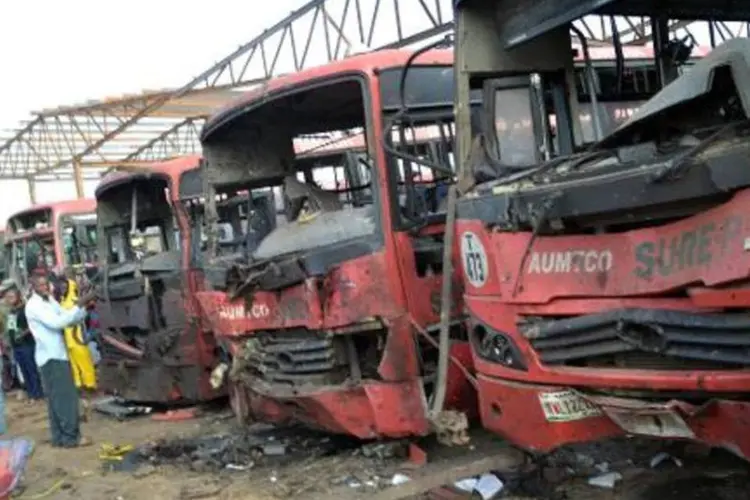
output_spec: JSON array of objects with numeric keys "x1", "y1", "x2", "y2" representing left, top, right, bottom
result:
[{"x1": 0, "y1": 271, "x2": 99, "y2": 447}]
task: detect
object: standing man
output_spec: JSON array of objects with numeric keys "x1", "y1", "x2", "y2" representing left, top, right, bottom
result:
[
  {"x1": 3, "y1": 284, "x2": 43, "y2": 401},
  {"x1": 25, "y1": 274, "x2": 94, "y2": 448},
  {"x1": 58, "y1": 271, "x2": 97, "y2": 421}
]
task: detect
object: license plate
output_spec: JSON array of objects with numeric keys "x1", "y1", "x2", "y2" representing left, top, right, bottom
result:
[
  {"x1": 539, "y1": 390, "x2": 603, "y2": 422},
  {"x1": 604, "y1": 408, "x2": 695, "y2": 438}
]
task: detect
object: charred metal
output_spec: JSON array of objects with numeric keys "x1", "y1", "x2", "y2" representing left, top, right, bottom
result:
[
  {"x1": 521, "y1": 309, "x2": 750, "y2": 369},
  {"x1": 196, "y1": 53, "x2": 476, "y2": 439},
  {"x1": 94, "y1": 159, "x2": 223, "y2": 404},
  {"x1": 231, "y1": 326, "x2": 387, "y2": 394},
  {"x1": 454, "y1": 0, "x2": 750, "y2": 463}
]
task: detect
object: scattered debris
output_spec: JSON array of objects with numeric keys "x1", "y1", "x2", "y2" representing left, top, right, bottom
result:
[
  {"x1": 140, "y1": 424, "x2": 358, "y2": 473},
  {"x1": 407, "y1": 443, "x2": 427, "y2": 467},
  {"x1": 151, "y1": 408, "x2": 198, "y2": 422},
  {"x1": 99, "y1": 443, "x2": 142, "y2": 473},
  {"x1": 391, "y1": 473, "x2": 410, "y2": 486},
  {"x1": 542, "y1": 437, "x2": 668, "y2": 477},
  {"x1": 430, "y1": 410, "x2": 470, "y2": 446},
  {"x1": 587, "y1": 471, "x2": 623, "y2": 489},
  {"x1": 361, "y1": 441, "x2": 409, "y2": 460},
  {"x1": 453, "y1": 472, "x2": 505, "y2": 499},
  {"x1": 650, "y1": 452, "x2": 683, "y2": 469},
  {"x1": 454, "y1": 477, "x2": 477, "y2": 492},
  {"x1": 366, "y1": 444, "x2": 525, "y2": 500},
  {"x1": 262, "y1": 442, "x2": 287, "y2": 456},
  {"x1": 346, "y1": 476, "x2": 362, "y2": 488},
  {"x1": 92, "y1": 396, "x2": 152, "y2": 421},
  {"x1": 225, "y1": 463, "x2": 253, "y2": 472},
  {"x1": 635, "y1": 473, "x2": 750, "y2": 500},
  {"x1": 209, "y1": 363, "x2": 229, "y2": 390}
]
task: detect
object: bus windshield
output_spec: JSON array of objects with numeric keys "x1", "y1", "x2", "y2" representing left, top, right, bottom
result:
[
  {"x1": 62, "y1": 214, "x2": 98, "y2": 266},
  {"x1": 9, "y1": 235, "x2": 56, "y2": 278}
]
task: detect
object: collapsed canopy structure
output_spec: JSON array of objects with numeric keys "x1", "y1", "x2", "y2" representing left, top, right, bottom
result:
[{"x1": 0, "y1": 0, "x2": 747, "y2": 199}]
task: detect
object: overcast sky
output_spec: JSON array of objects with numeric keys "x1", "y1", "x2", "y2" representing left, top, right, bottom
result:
[
  {"x1": 0, "y1": 0, "x2": 299, "y2": 221},
  {"x1": 1, "y1": 1, "x2": 301, "y2": 130}
]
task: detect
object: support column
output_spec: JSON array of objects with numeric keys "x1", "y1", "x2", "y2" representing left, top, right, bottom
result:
[
  {"x1": 73, "y1": 161, "x2": 84, "y2": 199},
  {"x1": 27, "y1": 177, "x2": 37, "y2": 204},
  {"x1": 651, "y1": 16, "x2": 673, "y2": 87}
]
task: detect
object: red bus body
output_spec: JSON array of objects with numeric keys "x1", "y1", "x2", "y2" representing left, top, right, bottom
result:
[
  {"x1": 5, "y1": 199, "x2": 97, "y2": 283},
  {"x1": 94, "y1": 156, "x2": 223, "y2": 403},
  {"x1": 197, "y1": 49, "x2": 477, "y2": 439},
  {"x1": 453, "y1": 0, "x2": 750, "y2": 460}
]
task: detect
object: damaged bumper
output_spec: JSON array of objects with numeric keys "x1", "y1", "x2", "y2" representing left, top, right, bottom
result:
[
  {"x1": 231, "y1": 379, "x2": 430, "y2": 439},
  {"x1": 477, "y1": 375, "x2": 750, "y2": 459}
]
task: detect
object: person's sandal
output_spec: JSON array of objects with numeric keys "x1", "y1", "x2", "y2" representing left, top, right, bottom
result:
[{"x1": 77, "y1": 436, "x2": 93, "y2": 447}]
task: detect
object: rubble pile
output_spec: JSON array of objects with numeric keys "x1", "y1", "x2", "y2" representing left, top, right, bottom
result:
[{"x1": 140, "y1": 423, "x2": 358, "y2": 472}]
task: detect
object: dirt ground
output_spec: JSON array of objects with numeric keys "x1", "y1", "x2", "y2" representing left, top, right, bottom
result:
[
  {"x1": 6, "y1": 394, "x2": 274, "y2": 500},
  {"x1": 6, "y1": 393, "x2": 750, "y2": 500},
  {"x1": 7, "y1": 393, "x2": 426, "y2": 500}
]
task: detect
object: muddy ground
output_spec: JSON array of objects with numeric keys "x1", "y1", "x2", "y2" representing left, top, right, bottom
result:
[{"x1": 5, "y1": 393, "x2": 750, "y2": 500}]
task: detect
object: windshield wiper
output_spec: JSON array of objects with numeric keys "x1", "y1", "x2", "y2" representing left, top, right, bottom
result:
[{"x1": 650, "y1": 119, "x2": 750, "y2": 183}]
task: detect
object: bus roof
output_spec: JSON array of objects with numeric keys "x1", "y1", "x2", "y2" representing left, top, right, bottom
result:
[
  {"x1": 8, "y1": 198, "x2": 96, "y2": 222},
  {"x1": 6, "y1": 198, "x2": 97, "y2": 243},
  {"x1": 100, "y1": 41, "x2": 716, "y2": 195},
  {"x1": 95, "y1": 154, "x2": 203, "y2": 197},
  {"x1": 202, "y1": 43, "x2": 716, "y2": 144},
  {"x1": 202, "y1": 48, "x2": 454, "y2": 142}
]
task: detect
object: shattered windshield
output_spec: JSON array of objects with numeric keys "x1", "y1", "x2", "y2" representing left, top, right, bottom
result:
[
  {"x1": 476, "y1": 48, "x2": 705, "y2": 178},
  {"x1": 62, "y1": 214, "x2": 98, "y2": 266},
  {"x1": 10, "y1": 235, "x2": 56, "y2": 277},
  {"x1": 184, "y1": 146, "x2": 374, "y2": 261},
  {"x1": 201, "y1": 77, "x2": 377, "y2": 261},
  {"x1": 97, "y1": 178, "x2": 178, "y2": 265},
  {"x1": 184, "y1": 189, "x2": 282, "y2": 258}
]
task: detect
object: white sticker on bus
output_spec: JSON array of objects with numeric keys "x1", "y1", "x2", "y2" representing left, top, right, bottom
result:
[
  {"x1": 538, "y1": 390, "x2": 602, "y2": 422},
  {"x1": 460, "y1": 231, "x2": 488, "y2": 288}
]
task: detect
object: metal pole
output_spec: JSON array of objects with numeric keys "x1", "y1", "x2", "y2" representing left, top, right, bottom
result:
[
  {"x1": 73, "y1": 161, "x2": 85, "y2": 199},
  {"x1": 26, "y1": 177, "x2": 36, "y2": 204},
  {"x1": 651, "y1": 16, "x2": 671, "y2": 88}
]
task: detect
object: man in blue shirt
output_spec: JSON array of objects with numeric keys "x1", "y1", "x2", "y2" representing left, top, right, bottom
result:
[{"x1": 25, "y1": 274, "x2": 95, "y2": 448}]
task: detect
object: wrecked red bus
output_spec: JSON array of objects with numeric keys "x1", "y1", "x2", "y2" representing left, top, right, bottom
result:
[
  {"x1": 195, "y1": 39, "x2": 711, "y2": 438},
  {"x1": 94, "y1": 149, "x2": 388, "y2": 405},
  {"x1": 5, "y1": 199, "x2": 98, "y2": 287},
  {"x1": 196, "y1": 48, "x2": 479, "y2": 440},
  {"x1": 451, "y1": 0, "x2": 750, "y2": 460},
  {"x1": 93, "y1": 156, "x2": 227, "y2": 403}
]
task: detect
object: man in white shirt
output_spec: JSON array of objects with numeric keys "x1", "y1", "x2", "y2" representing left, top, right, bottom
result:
[{"x1": 25, "y1": 274, "x2": 95, "y2": 448}]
